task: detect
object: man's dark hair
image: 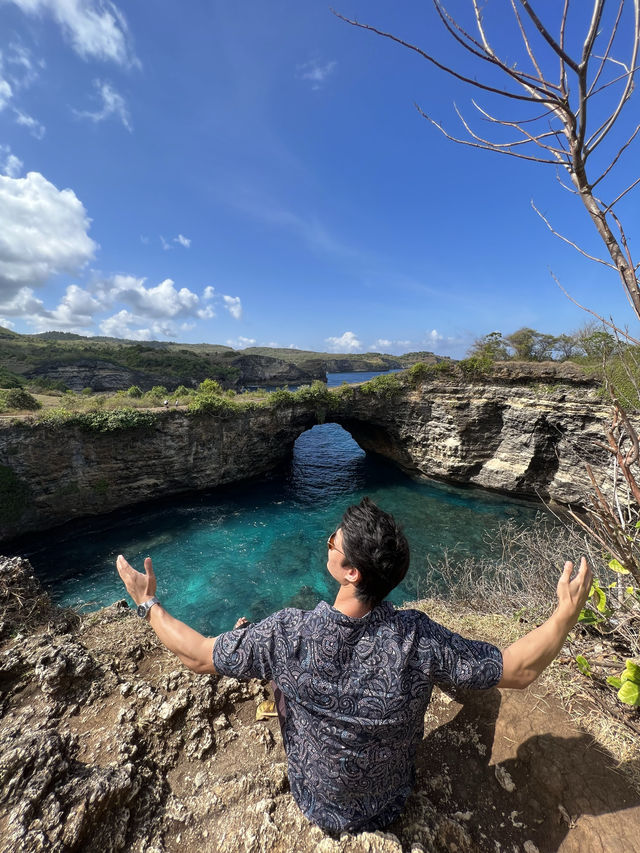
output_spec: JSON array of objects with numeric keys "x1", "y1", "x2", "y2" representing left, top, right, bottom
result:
[{"x1": 340, "y1": 497, "x2": 410, "y2": 605}]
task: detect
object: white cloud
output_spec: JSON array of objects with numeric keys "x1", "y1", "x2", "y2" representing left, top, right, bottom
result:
[
  {"x1": 426, "y1": 329, "x2": 444, "y2": 344},
  {"x1": 297, "y1": 58, "x2": 337, "y2": 90},
  {"x1": 6, "y1": 42, "x2": 40, "y2": 85},
  {"x1": 226, "y1": 336, "x2": 256, "y2": 349},
  {"x1": 99, "y1": 309, "x2": 152, "y2": 340},
  {"x1": 161, "y1": 233, "x2": 191, "y2": 250},
  {"x1": 74, "y1": 79, "x2": 131, "y2": 130},
  {"x1": 197, "y1": 305, "x2": 215, "y2": 319},
  {"x1": 325, "y1": 331, "x2": 362, "y2": 353},
  {"x1": 0, "y1": 286, "x2": 46, "y2": 316},
  {"x1": 372, "y1": 339, "x2": 392, "y2": 350},
  {"x1": 5, "y1": 0, "x2": 138, "y2": 67},
  {"x1": 203, "y1": 285, "x2": 215, "y2": 300},
  {"x1": 0, "y1": 44, "x2": 46, "y2": 136},
  {"x1": 0, "y1": 317, "x2": 15, "y2": 329},
  {"x1": 223, "y1": 294, "x2": 242, "y2": 320},
  {"x1": 103, "y1": 275, "x2": 200, "y2": 318},
  {"x1": 0, "y1": 283, "x2": 100, "y2": 333},
  {"x1": 0, "y1": 145, "x2": 23, "y2": 177},
  {"x1": 0, "y1": 78, "x2": 13, "y2": 110},
  {"x1": 14, "y1": 109, "x2": 45, "y2": 138},
  {"x1": 0, "y1": 171, "x2": 97, "y2": 298}
]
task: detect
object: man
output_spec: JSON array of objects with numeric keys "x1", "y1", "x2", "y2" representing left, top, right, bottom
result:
[{"x1": 116, "y1": 497, "x2": 592, "y2": 834}]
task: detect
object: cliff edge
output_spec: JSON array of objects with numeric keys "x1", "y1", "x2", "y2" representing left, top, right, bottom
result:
[{"x1": 1, "y1": 556, "x2": 638, "y2": 853}]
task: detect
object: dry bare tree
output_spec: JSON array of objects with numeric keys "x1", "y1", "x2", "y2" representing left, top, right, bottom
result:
[
  {"x1": 335, "y1": 2, "x2": 640, "y2": 588},
  {"x1": 334, "y1": 1, "x2": 639, "y2": 321}
]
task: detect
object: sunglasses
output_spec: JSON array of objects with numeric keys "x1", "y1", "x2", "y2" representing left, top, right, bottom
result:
[{"x1": 327, "y1": 530, "x2": 345, "y2": 556}]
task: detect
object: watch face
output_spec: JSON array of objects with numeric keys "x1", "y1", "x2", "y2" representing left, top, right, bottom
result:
[{"x1": 137, "y1": 604, "x2": 146, "y2": 617}]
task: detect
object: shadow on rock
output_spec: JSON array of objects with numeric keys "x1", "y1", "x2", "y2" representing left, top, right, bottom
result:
[{"x1": 393, "y1": 687, "x2": 640, "y2": 853}]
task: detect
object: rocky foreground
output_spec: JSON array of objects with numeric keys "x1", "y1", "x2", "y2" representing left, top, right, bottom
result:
[{"x1": 1, "y1": 556, "x2": 639, "y2": 853}]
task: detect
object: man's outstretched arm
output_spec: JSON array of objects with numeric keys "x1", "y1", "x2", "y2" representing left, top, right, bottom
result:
[
  {"x1": 498, "y1": 557, "x2": 593, "y2": 689},
  {"x1": 116, "y1": 555, "x2": 217, "y2": 674}
]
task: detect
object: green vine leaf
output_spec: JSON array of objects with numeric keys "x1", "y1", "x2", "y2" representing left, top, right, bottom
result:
[
  {"x1": 608, "y1": 558, "x2": 630, "y2": 575},
  {"x1": 617, "y1": 680, "x2": 640, "y2": 707},
  {"x1": 575, "y1": 655, "x2": 591, "y2": 676}
]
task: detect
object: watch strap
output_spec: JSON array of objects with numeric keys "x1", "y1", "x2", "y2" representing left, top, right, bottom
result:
[{"x1": 137, "y1": 596, "x2": 160, "y2": 618}]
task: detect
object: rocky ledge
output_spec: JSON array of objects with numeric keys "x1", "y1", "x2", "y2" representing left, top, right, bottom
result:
[
  {"x1": 0, "y1": 364, "x2": 617, "y2": 543},
  {"x1": 1, "y1": 556, "x2": 638, "y2": 853}
]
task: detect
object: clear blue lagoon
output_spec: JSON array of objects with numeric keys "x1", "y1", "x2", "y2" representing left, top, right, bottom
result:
[{"x1": 24, "y1": 373, "x2": 544, "y2": 634}]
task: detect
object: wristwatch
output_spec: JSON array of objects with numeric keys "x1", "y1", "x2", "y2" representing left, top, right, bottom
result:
[{"x1": 137, "y1": 596, "x2": 160, "y2": 618}]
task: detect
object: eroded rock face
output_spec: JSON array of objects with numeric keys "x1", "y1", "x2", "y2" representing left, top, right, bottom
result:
[
  {"x1": 331, "y1": 369, "x2": 611, "y2": 506},
  {"x1": 28, "y1": 354, "x2": 324, "y2": 393},
  {"x1": 0, "y1": 366, "x2": 614, "y2": 543},
  {"x1": 227, "y1": 354, "x2": 323, "y2": 386},
  {"x1": 0, "y1": 406, "x2": 317, "y2": 542}
]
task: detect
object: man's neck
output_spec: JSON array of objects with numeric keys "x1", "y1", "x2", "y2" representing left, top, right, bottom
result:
[{"x1": 332, "y1": 585, "x2": 374, "y2": 619}]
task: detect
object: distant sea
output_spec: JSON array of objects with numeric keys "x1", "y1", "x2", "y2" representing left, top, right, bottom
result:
[{"x1": 24, "y1": 371, "x2": 543, "y2": 634}]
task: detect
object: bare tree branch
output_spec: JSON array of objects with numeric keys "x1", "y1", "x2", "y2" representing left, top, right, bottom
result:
[
  {"x1": 470, "y1": 100, "x2": 568, "y2": 156},
  {"x1": 591, "y1": 123, "x2": 640, "y2": 187},
  {"x1": 434, "y1": 0, "x2": 564, "y2": 95},
  {"x1": 587, "y1": 0, "x2": 626, "y2": 96},
  {"x1": 532, "y1": 202, "x2": 616, "y2": 268},
  {"x1": 605, "y1": 177, "x2": 640, "y2": 212},
  {"x1": 550, "y1": 273, "x2": 640, "y2": 345},
  {"x1": 510, "y1": 0, "x2": 546, "y2": 86},
  {"x1": 519, "y1": 0, "x2": 580, "y2": 73},
  {"x1": 330, "y1": 11, "x2": 561, "y2": 106},
  {"x1": 586, "y1": 1, "x2": 640, "y2": 154},
  {"x1": 414, "y1": 104, "x2": 561, "y2": 163}
]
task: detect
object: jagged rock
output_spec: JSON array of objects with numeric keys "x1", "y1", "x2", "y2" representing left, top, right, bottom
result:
[{"x1": 0, "y1": 556, "x2": 639, "y2": 851}]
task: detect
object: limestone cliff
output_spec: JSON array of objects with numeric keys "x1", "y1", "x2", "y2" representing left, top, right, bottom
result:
[
  {"x1": 0, "y1": 365, "x2": 613, "y2": 543},
  {"x1": 27, "y1": 353, "x2": 323, "y2": 393},
  {"x1": 0, "y1": 406, "x2": 317, "y2": 543},
  {"x1": 331, "y1": 363, "x2": 609, "y2": 507}
]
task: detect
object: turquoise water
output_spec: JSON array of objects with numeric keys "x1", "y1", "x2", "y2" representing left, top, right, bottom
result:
[{"x1": 25, "y1": 420, "x2": 543, "y2": 635}]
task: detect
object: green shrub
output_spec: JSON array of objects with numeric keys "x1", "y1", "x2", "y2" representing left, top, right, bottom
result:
[
  {"x1": 0, "y1": 388, "x2": 41, "y2": 411},
  {"x1": 145, "y1": 385, "x2": 168, "y2": 400},
  {"x1": 457, "y1": 354, "x2": 493, "y2": 377},
  {"x1": 198, "y1": 378, "x2": 223, "y2": 395},
  {"x1": 81, "y1": 387, "x2": 93, "y2": 395},
  {"x1": 0, "y1": 368, "x2": 24, "y2": 389},
  {"x1": 407, "y1": 361, "x2": 452, "y2": 385},
  {"x1": 268, "y1": 388, "x2": 296, "y2": 408},
  {"x1": 293, "y1": 380, "x2": 333, "y2": 406},
  {"x1": 360, "y1": 373, "x2": 403, "y2": 399},
  {"x1": 173, "y1": 385, "x2": 191, "y2": 397},
  {"x1": 126, "y1": 385, "x2": 143, "y2": 398},
  {"x1": 188, "y1": 394, "x2": 239, "y2": 416},
  {"x1": 38, "y1": 407, "x2": 156, "y2": 432}
]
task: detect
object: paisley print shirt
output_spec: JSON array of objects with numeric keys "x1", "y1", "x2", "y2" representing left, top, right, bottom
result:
[{"x1": 213, "y1": 600, "x2": 502, "y2": 833}]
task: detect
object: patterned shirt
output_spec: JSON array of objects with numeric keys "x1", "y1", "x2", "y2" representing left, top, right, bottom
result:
[{"x1": 213, "y1": 600, "x2": 502, "y2": 833}]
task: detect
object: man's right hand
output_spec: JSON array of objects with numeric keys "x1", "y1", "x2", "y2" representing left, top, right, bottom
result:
[{"x1": 116, "y1": 554, "x2": 157, "y2": 607}]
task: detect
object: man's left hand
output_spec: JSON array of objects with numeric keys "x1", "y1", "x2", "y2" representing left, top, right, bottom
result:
[{"x1": 117, "y1": 554, "x2": 157, "y2": 606}]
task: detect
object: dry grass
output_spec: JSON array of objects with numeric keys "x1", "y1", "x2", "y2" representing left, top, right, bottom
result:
[{"x1": 407, "y1": 516, "x2": 640, "y2": 794}]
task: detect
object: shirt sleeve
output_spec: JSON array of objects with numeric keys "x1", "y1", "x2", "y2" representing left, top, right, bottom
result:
[
  {"x1": 415, "y1": 613, "x2": 503, "y2": 690},
  {"x1": 212, "y1": 612, "x2": 283, "y2": 680}
]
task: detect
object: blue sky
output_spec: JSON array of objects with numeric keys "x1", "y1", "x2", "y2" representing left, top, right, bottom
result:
[{"x1": 0, "y1": 1, "x2": 638, "y2": 358}]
